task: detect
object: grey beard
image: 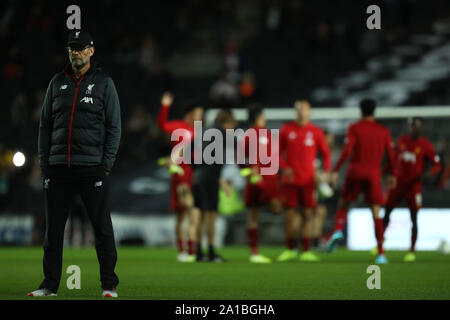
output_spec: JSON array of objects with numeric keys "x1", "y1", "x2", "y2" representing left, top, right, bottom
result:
[{"x1": 72, "y1": 60, "x2": 86, "y2": 70}]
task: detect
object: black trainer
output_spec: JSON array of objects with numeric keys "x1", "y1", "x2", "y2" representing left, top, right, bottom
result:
[{"x1": 208, "y1": 253, "x2": 226, "y2": 263}]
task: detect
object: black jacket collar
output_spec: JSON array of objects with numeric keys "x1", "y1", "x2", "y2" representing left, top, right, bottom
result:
[{"x1": 63, "y1": 60, "x2": 100, "y2": 78}]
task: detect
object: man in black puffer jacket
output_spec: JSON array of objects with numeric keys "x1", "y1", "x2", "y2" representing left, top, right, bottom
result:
[{"x1": 29, "y1": 30, "x2": 121, "y2": 298}]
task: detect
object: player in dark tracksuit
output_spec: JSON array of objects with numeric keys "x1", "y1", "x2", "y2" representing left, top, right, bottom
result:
[
  {"x1": 193, "y1": 109, "x2": 236, "y2": 262},
  {"x1": 29, "y1": 30, "x2": 121, "y2": 298}
]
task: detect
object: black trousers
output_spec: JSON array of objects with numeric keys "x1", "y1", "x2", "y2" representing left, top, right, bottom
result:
[{"x1": 38, "y1": 165, "x2": 119, "y2": 292}]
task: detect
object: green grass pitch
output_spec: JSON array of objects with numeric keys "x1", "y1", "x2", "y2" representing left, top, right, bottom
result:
[{"x1": 1, "y1": 246, "x2": 449, "y2": 300}]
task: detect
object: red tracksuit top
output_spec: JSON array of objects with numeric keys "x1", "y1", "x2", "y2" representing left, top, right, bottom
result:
[
  {"x1": 394, "y1": 134, "x2": 441, "y2": 183},
  {"x1": 279, "y1": 121, "x2": 331, "y2": 186},
  {"x1": 333, "y1": 119, "x2": 396, "y2": 177}
]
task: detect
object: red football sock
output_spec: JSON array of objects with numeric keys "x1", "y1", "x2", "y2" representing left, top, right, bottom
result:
[
  {"x1": 286, "y1": 237, "x2": 296, "y2": 250},
  {"x1": 247, "y1": 228, "x2": 259, "y2": 255},
  {"x1": 301, "y1": 237, "x2": 311, "y2": 252},
  {"x1": 177, "y1": 238, "x2": 184, "y2": 253},
  {"x1": 374, "y1": 218, "x2": 385, "y2": 255},
  {"x1": 188, "y1": 240, "x2": 196, "y2": 255},
  {"x1": 410, "y1": 235, "x2": 417, "y2": 252},
  {"x1": 334, "y1": 208, "x2": 348, "y2": 232}
]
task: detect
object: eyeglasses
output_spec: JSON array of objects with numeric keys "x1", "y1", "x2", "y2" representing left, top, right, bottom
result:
[{"x1": 66, "y1": 45, "x2": 91, "y2": 53}]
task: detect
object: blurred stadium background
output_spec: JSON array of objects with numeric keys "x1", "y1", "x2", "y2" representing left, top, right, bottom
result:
[{"x1": 1, "y1": 0, "x2": 450, "y2": 252}]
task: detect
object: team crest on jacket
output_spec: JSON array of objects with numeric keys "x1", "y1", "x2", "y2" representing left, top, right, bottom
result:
[
  {"x1": 259, "y1": 136, "x2": 268, "y2": 145},
  {"x1": 304, "y1": 131, "x2": 314, "y2": 146},
  {"x1": 86, "y1": 83, "x2": 95, "y2": 94},
  {"x1": 401, "y1": 151, "x2": 416, "y2": 163}
]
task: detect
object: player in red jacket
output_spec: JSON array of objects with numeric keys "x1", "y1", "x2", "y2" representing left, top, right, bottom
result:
[
  {"x1": 240, "y1": 105, "x2": 282, "y2": 263},
  {"x1": 277, "y1": 100, "x2": 331, "y2": 262},
  {"x1": 382, "y1": 117, "x2": 441, "y2": 262},
  {"x1": 326, "y1": 99, "x2": 396, "y2": 264},
  {"x1": 157, "y1": 92, "x2": 203, "y2": 263}
]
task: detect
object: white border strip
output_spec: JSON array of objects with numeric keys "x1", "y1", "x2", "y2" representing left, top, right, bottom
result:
[{"x1": 205, "y1": 106, "x2": 450, "y2": 125}]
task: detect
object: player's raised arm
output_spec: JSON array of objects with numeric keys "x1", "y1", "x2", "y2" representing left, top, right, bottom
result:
[{"x1": 157, "y1": 92, "x2": 177, "y2": 134}]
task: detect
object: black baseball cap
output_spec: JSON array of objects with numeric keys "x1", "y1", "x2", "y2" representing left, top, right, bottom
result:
[{"x1": 67, "y1": 30, "x2": 94, "y2": 47}]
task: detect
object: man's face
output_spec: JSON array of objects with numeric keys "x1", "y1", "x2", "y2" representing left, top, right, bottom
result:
[
  {"x1": 191, "y1": 107, "x2": 204, "y2": 122},
  {"x1": 185, "y1": 107, "x2": 204, "y2": 126},
  {"x1": 295, "y1": 100, "x2": 311, "y2": 122},
  {"x1": 68, "y1": 44, "x2": 94, "y2": 70},
  {"x1": 410, "y1": 119, "x2": 423, "y2": 137},
  {"x1": 255, "y1": 113, "x2": 266, "y2": 127},
  {"x1": 223, "y1": 120, "x2": 237, "y2": 130}
]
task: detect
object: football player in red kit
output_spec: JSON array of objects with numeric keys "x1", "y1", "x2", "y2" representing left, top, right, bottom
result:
[
  {"x1": 277, "y1": 100, "x2": 331, "y2": 262},
  {"x1": 326, "y1": 99, "x2": 396, "y2": 264},
  {"x1": 382, "y1": 117, "x2": 441, "y2": 262},
  {"x1": 158, "y1": 92, "x2": 202, "y2": 263},
  {"x1": 240, "y1": 105, "x2": 282, "y2": 263}
]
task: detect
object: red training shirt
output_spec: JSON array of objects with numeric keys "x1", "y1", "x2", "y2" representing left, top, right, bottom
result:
[
  {"x1": 279, "y1": 121, "x2": 331, "y2": 186},
  {"x1": 394, "y1": 134, "x2": 441, "y2": 183},
  {"x1": 333, "y1": 119, "x2": 396, "y2": 177}
]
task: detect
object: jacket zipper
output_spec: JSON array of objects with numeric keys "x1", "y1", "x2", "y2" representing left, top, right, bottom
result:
[{"x1": 67, "y1": 76, "x2": 84, "y2": 167}]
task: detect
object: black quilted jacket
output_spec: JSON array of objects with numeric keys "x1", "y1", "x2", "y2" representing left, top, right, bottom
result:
[{"x1": 38, "y1": 62, "x2": 121, "y2": 172}]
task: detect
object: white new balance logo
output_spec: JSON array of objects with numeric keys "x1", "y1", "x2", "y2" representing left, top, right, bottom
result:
[
  {"x1": 60, "y1": 85, "x2": 67, "y2": 90},
  {"x1": 44, "y1": 179, "x2": 50, "y2": 189},
  {"x1": 95, "y1": 181, "x2": 103, "y2": 187},
  {"x1": 80, "y1": 97, "x2": 93, "y2": 104}
]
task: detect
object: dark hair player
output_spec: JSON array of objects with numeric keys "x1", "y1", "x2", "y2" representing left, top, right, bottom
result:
[{"x1": 327, "y1": 99, "x2": 396, "y2": 264}]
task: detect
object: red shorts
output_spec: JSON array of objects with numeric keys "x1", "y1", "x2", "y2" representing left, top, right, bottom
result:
[
  {"x1": 279, "y1": 183, "x2": 318, "y2": 209},
  {"x1": 170, "y1": 164, "x2": 193, "y2": 212},
  {"x1": 244, "y1": 174, "x2": 279, "y2": 207},
  {"x1": 340, "y1": 173, "x2": 384, "y2": 205},
  {"x1": 386, "y1": 180, "x2": 422, "y2": 211}
]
